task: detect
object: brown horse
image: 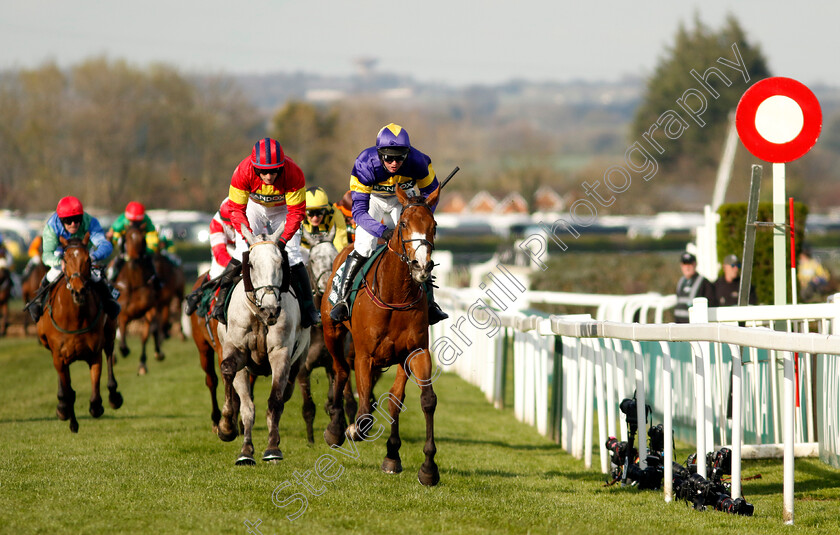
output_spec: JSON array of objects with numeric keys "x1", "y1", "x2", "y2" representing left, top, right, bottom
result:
[
  {"x1": 0, "y1": 266, "x2": 11, "y2": 337},
  {"x1": 36, "y1": 234, "x2": 122, "y2": 432},
  {"x1": 113, "y1": 225, "x2": 161, "y2": 374},
  {"x1": 21, "y1": 261, "x2": 48, "y2": 336},
  {"x1": 154, "y1": 253, "x2": 186, "y2": 341},
  {"x1": 188, "y1": 272, "x2": 225, "y2": 433},
  {"x1": 321, "y1": 186, "x2": 441, "y2": 486}
]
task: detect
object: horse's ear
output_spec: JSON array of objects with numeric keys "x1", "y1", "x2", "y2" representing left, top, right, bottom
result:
[
  {"x1": 395, "y1": 185, "x2": 410, "y2": 206},
  {"x1": 241, "y1": 224, "x2": 256, "y2": 245},
  {"x1": 59, "y1": 236, "x2": 68, "y2": 248},
  {"x1": 326, "y1": 222, "x2": 336, "y2": 242},
  {"x1": 269, "y1": 226, "x2": 284, "y2": 245},
  {"x1": 83, "y1": 232, "x2": 91, "y2": 246},
  {"x1": 425, "y1": 186, "x2": 441, "y2": 210}
]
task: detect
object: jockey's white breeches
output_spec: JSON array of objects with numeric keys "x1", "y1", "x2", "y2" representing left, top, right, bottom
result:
[
  {"x1": 231, "y1": 201, "x2": 303, "y2": 266},
  {"x1": 354, "y1": 194, "x2": 404, "y2": 257}
]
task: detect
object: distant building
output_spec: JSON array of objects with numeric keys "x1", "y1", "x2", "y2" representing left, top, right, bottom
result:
[
  {"x1": 533, "y1": 186, "x2": 565, "y2": 213},
  {"x1": 467, "y1": 191, "x2": 498, "y2": 213},
  {"x1": 438, "y1": 192, "x2": 468, "y2": 214},
  {"x1": 496, "y1": 192, "x2": 529, "y2": 214}
]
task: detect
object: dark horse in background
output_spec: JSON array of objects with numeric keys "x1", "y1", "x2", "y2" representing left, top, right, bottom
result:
[
  {"x1": 321, "y1": 186, "x2": 441, "y2": 486},
  {"x1": 0, "y1": 264, "x2": 12, "y2": 337},
  {"x1": 112, "y1": 224, "x2": 161, "y2": 374},
  {"x1": 21, "y1": 260, "x2": 48, "y2": 336},
  {"x1": 154, "y1": 252, "x2": 186, "y2": 341},
  {"x1": 36, "y1": 234, "x2": 122, "y2": 432}
]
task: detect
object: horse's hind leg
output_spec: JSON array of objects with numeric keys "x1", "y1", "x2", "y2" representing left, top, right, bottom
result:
[
  {"x1": 200, "y1": 346, "x2": 221, "y2": 433},
  {"x1": 54, "y1": 360, "x2": 79, "y2": 433},
  {"x1": 104, "y1": 330, "x2": 123, "y2": 410},
  {"x1": 218, "y1": 352, "x2": 243, "y2": 442},
  {"x1": 409, "y1": 349, "x2": 439, "y2": 486},
  {"x1": 380, "y1": 365, "x2": 408, "y2": 475},
  {"x1": 323, "y1": 329, "x2": 349, "y2": 447},
  {"x1": 118, "y1": 315, "x2": 131, "y2": 358},
  {"x1": 88, "y1": 357, "x2": 104, "y2": 418},
  {"x1": 151, "y1": 310, "x2": 165, "y2": 361}
]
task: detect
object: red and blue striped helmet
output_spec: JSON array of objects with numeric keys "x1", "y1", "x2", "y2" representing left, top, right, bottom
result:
[
  {"x1": 251, "y1": 138, "x2": 285, "y2": 170},
  {"x1": 376, "y1": 124, "x2": 411, "y2": 156}
]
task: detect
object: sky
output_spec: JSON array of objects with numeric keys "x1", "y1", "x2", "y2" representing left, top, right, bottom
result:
[{"x1": 1, "y1": 1, "x2": 838, "y2": 88}]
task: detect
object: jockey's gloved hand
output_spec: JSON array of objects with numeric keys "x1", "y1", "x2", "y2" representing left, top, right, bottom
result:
[
  {"x1": 228, "y1": 258, "x2": 241, "y2": 268},
  {"x1": 277, "y1": 238, "x2": 287, "y2": 251},
  {"x1": 380, "y1": 228, "x2": 394, "y2": 241}
]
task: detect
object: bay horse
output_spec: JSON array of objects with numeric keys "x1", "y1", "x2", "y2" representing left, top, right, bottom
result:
[
  {"x1": 113, "y1": 224, "x2": 161, "y2": 374},
  {"x1": 321, "y1": 185, "x2": 441, "y2": 486},
  {"x1": 297, "y1": 226, "x2": 367, "y2": 444},
  {"x1": 154, "y1": 252, "x2": 186, "y2": 341},
  {"x1": 21, "y1": 260, "x2": 48, "y2": 336},
  {"x1": 216, "y1": 225, "x2": 309, "y2": 465},
  {"x1": 36, "y1": 234, "x2": 123, "y2": 432},
  {"x1": 0, "y1": 264, "x2": 11, "y2": 337}
]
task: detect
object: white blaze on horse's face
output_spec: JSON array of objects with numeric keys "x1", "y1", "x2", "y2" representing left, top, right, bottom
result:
[{"x1": 409, "y1": 231, "x2": 432, "y2": 283}]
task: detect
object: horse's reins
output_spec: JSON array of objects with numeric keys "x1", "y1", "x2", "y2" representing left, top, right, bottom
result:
[
  {"x1": 47, "y1": 243, "x2": 102, "y2": 335},
  {"x1": 364, "y1": 201, "x2": 435, "y2": 311}
]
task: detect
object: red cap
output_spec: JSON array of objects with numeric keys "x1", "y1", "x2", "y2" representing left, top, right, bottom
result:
[
  {"x1": 125, "y1": 201, "x2": 145, "y2": 222},
  {"x1": 56, "y1": 196, "x2": 84, "y2": 218}
]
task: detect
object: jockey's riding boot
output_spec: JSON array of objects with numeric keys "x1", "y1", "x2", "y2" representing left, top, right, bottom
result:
[
  {"x1": 184, "y1": 276, "x2": 209, "y2": 316},
  {"x1": 94, "y1": 278, "x2": 122, "y2": 320},
  {"x1": 290, "y1": 262, "x2": 321, "y2": 328},
  {"x1": 426, "y1": 278, "x2": 449, "y2": 326},
  {"x1": 108, "y1": 257, "x2": 125, "y2": 283},
  {"x1": 329, "y1": 250, "x2": 366, "y2": 323},
  {"x1": 210, "y1": 260, "x2": 241, "y2": 325},
  {"x1": 25, "y1": 277, "x2": 51, "y2": 323}
]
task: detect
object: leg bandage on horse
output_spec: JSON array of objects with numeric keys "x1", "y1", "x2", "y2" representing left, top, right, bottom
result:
[
  {"x1": 290, "y1": 262, "x2": 321, "y2": 328},
  {"x1": 329, "y1": 250, "x2": 366, "y2": 323}
]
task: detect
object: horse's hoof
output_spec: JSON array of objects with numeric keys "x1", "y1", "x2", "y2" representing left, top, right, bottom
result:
[
  {"x1": 69, "y1": 419, "x2": 79, "y2": 433},
  {"x1": 418, "y1": 466, "x2": 440, "y2": 487},
  {"x1": 109, "y1": 391, "x2": 123, "y2": 410},
  {"x1": 382, "y1": 458, "x2": 403, "y2": 474},
  {"x1": 137, "y1": 364, "x2": 147, "y2": 376},
  {"x1": 235, "y1": 454, "x2": 256, "y2": 466},
  {"x1": 218, "y1": 426, "x2": 237, "y2": 443},
  {"x1": 56, "y1": 406, "x2": 70, "y2": 421},
  {"x1": 155, "y1": 352, "x2": 165, "y2": 362},
  {"x1": 324, "y1": 427, "x2": 345, "y2": 447},
  {"x1": 263, "y1": 449, "x2": 284, "y2": 462},
  {"x1": 120, "y1": 346, "x2": 130, "y2": 357},
  {"x1": 346, "y1": 423, "x2": 360, "y2": 441},
  {"x1": 89, "y1": 402, "x2": 104, "y2": 418}
]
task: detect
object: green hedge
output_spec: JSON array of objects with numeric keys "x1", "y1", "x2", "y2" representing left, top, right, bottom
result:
[{"x1": 716, "y1": 202, "x2": 808, "y2": 305}]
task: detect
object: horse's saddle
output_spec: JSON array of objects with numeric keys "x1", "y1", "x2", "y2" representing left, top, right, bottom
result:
[
  {"x1": 195, "y1": 274, "x2": 241, "y2": 321},
  {"x1": 327, "y1": 245, "x2": 428, "y2": 316},
  {"x1": 327, "y1": 246, "x2": 387, "y2": 313}
]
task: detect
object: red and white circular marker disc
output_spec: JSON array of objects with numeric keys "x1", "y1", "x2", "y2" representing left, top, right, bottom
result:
[{"x1": 735, "y1": 77, "x2": 822, "y2": 163}]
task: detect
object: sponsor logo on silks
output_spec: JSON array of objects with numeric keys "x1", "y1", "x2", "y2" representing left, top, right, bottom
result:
[
  {"x1": 371, "y1": 180, "x2": 416, "y2": 194},
  {"x1": 249, "y1": 193, "x2": 287, "y2": 204}
]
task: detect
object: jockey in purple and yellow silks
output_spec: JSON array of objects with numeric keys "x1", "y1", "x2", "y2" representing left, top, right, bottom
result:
[
  {"x1": 329, "y1": 123, "x2": 448, "y2": 325},
  {"x1": 25, "y1": 196, "x2": 121, "y2": 323}
]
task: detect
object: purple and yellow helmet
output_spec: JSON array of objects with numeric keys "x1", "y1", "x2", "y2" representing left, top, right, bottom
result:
[{"x1": 376, "y1": 123, "x2": 411, "y2": 157}]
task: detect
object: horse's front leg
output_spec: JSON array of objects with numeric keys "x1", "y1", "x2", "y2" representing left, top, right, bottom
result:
[
  {"x1": 149, "y1": 308, "x2": 165, "y2": 362},
  {"x1": 233, "y1": 368, "x2": 256, "y2": 465},
  {"x1": 297, "y1": 354, "x2": 317, "y2": 445},
  {"x1": 53, "y1": 358, "x2": 78, "y2": 433},
  {"x1": 264, "y1": 346, "x2": 292, "y2": 462},
  {"x1": 409, "y1": 349, "x2": 439, "y2": 486},
  {"x1": 349, "y1": 354, "x2": 375, "y2": 442},
  {"x1": 88, "y1": 356, "x2": 104, "y2": 418},
  {"x1": 218, "y1": 348, "x2": 245, "y2": 442}
]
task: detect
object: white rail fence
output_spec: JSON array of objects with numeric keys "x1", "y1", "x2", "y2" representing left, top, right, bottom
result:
[{"x1": 432, "y1": 286, "x2": 840, "y2": 525}]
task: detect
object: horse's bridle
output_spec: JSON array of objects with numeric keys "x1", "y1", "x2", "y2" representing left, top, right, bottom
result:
[
  {"x1": 61, "y1": 242, "x2": 91, "y2": 294},
  {"x1": 390, "y1": 201, "x2": 435, "y2": 265},
  {"x1": 244, "y1": 240, "x2": 286, "y2": 311}
]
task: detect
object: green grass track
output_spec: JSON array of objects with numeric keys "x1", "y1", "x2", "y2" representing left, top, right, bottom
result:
[{"x1": 1, "y1": 332, "x2": 838, "y2": 534}]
